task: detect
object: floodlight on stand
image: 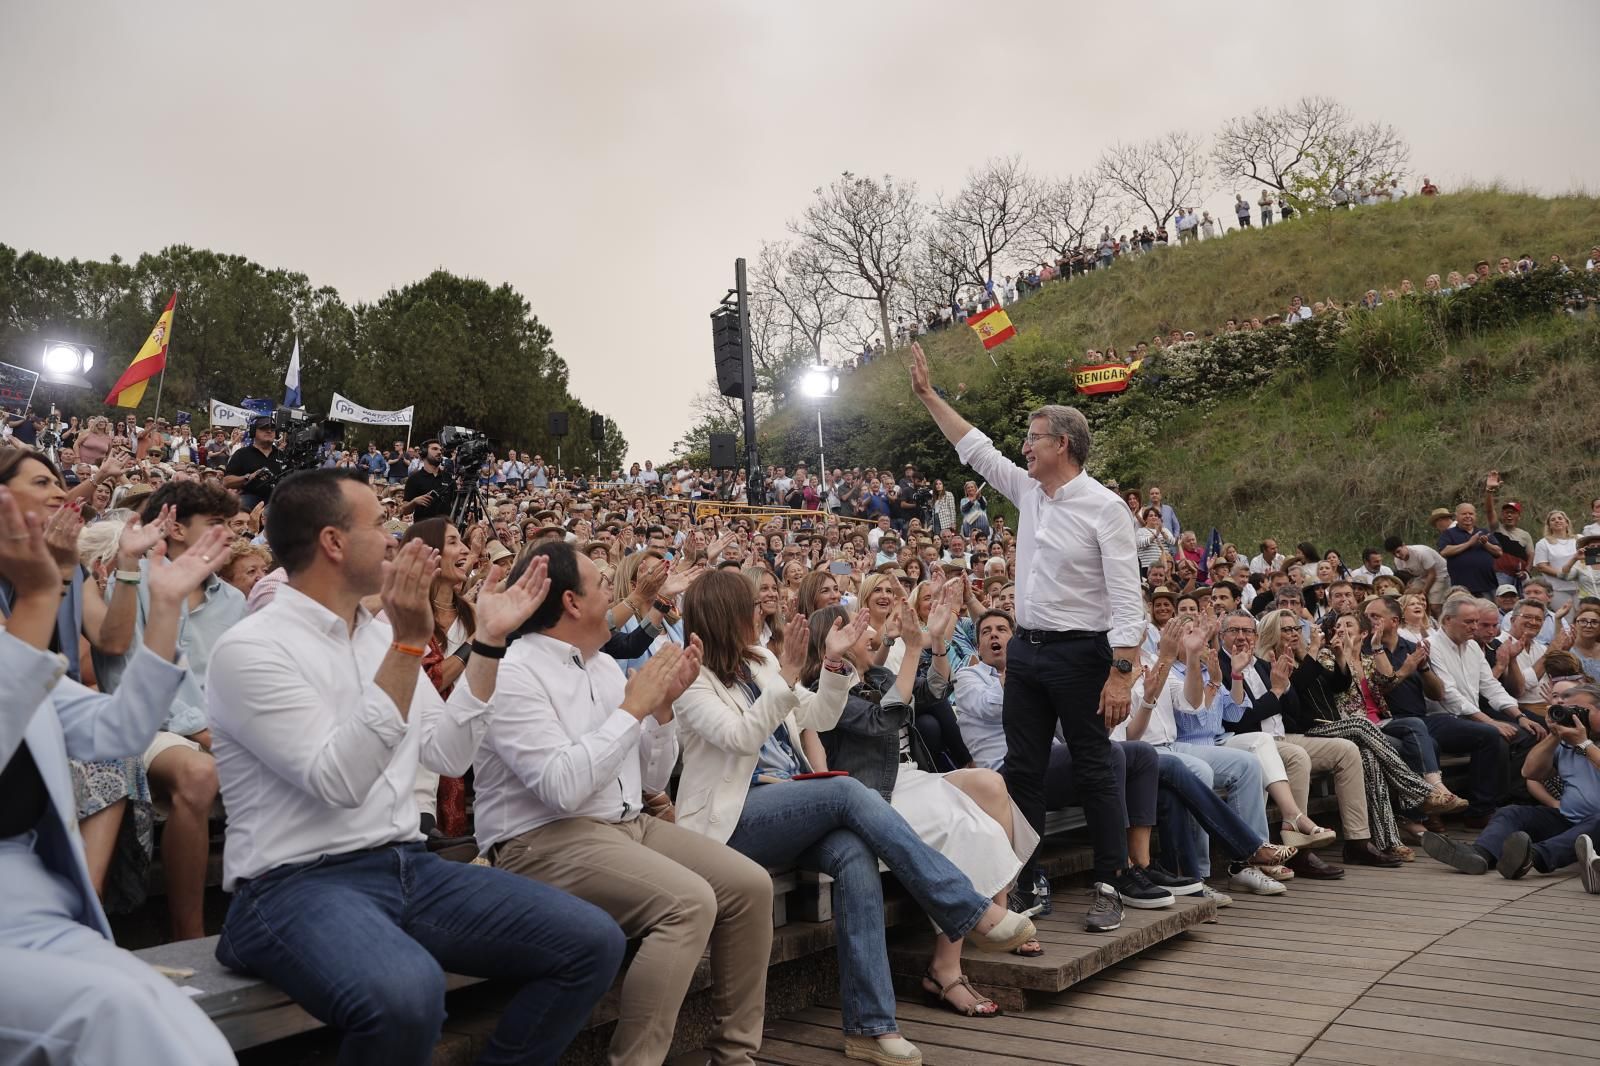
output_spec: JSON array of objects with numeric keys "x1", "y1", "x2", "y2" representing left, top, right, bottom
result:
[
  {"x1": 38, "y1": 339, "x2": 96, "y2": 389},
  {"x1": 801, "y1": 367, "x2": 839, "y2": 398},
  {"x1": 44, "y1": 345, "x2": 82, "y2": 374}
]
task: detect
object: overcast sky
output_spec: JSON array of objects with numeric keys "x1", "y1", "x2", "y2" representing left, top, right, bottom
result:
[{"x1": 3, "y1": 1, "x2": 1596, "y2": 458}]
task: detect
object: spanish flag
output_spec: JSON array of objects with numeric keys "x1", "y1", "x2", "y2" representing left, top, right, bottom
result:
[
  {"x1": 105, "y1": 292, "x2": 177, "y2": 408},
  {"x1": 967, "y1": 305, "x2": 1017, "y2": 350}
]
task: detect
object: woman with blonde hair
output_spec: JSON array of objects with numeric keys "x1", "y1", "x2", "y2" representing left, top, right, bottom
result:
[
  {"x1": 674, "y1": 572, "x2": 1034, "y2": 1062},
  {"x1": 1533, "y1": 509, "x2": 1579, "y2": 610},
  {"x1": 1397, "y1": 593, "x2": 1439, "y2": 644}
]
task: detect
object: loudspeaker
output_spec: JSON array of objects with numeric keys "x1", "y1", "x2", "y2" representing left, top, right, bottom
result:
[
  {"x1": 709, "y1": 433, "x2": 737, "y2": 469},
  {"x1": 590, "y1": 414, "x2": 606, "y2": 443},
  {"x1": 711, "y1": 308, "x2": 743, "y2": 398},
  {"x1": 547, "y1": 411, "x2": 569, "y2": 437}
]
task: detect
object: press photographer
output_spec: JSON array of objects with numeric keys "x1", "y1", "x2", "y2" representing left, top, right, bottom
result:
[
  {"x1": 223, "y1": 416, "x2": 286, "y2": 511},
  {"x1": 402, "y1": 438, "x2": 453, "y2": 520}
]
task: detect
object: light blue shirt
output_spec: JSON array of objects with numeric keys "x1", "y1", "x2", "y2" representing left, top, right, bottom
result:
[
  {"x1": 952, "y1": 662, "x2": 1007, "y2": 771},
  {"x1": 98, "y1": 558, "x2": 245, "y2": 736},
  {"x1": 1556, "y1": 744, "x2": 1600, "y2": 822}
]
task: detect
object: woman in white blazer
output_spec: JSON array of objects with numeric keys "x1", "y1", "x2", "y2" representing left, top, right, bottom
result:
[
  {"x1": 0, "y1": 483, "x2": 236, "y2": 1065},
  {"x1": 674, "y1": 571, "x2": 1035, "y2": 1066}
]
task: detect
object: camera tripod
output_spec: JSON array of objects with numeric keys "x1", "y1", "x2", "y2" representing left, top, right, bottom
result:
[{"x1": 450, "y1": 479, "x2": 489, "y2": 528}]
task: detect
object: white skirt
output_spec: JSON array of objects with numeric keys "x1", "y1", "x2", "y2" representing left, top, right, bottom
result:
[{"x1": 888, "y1": 765, "x2": 1039, "y2": 899}]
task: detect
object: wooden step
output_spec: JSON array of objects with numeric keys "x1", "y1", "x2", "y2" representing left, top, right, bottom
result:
[{"x1": 887, "y1": 892, "x2": 1217, "y2": 1012}]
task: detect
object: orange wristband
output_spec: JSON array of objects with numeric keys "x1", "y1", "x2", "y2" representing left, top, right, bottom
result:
[{"x1": 390, "y1": 642, "x2": 427, "y2": 658}]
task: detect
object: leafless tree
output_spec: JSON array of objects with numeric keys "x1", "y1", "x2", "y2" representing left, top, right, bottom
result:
[
  {"x1": 932, "y1": 156, "x2": 1043, "y2": 287},
  {"x1": 1212, "y1": 96, "x2": 1408, "y2": 193},
  {"x1": 1097, "y1": 130, "x2": 1209, "y2": 230},
  {"x1": 904, "y1": 222, "x2": 971, "y2": 324},
  {"x1": 789, "y1": 172, "x2": 922, "y2": 356},
  {"x1": 1025, "y1": 172, "x2": 1122, "y2": 259},
  {"x1": 751, "y1": 241, "x2": 851, "y2": 363}
]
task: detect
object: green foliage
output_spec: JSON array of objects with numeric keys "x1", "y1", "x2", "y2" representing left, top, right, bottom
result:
[{"x1": 0, "y1": 245, "x2": 623, "y2": 464}]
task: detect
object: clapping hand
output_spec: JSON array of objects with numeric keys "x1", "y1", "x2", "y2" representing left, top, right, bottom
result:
[
  {"x1": 825, "y1": 609, "x2": 871, "y2": 661},
  {"x1": 145, "y1": 526, "x2": 233, "y2": 606},
  {"x1": 897, "y1": 599, "x2": 926, "y2": 651},
  {"x1": 1179, "y1": 618, "x2": 1209, "y2": 659},
  {"x1": 42, "y1": 504, "x2": 84, "y2": 571},
  {"x1": 777, "y1": 612, "x2": 811, "y2": 686},
  {"x1": 1155, "y1": 618, "x2": 1185, "y2": 662},
  {"x1": 381, "y1": 539, "x2": 442, "y2": 647},
  {"x1": 474, "y1": 555, "x2": 551, "y2": 645},
  {"x1": 1270, "y1": 652, "x2": 1294, "y2": 693},
  {"x1": 659, "y1": 561, "x2": 705, "y2": 600},
  {"x1": 117, "y1": 504, "x2": 175, "y2": 568}
]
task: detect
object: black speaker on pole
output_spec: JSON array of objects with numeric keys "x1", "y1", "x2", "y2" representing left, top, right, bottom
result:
[
  {"x1": 590, "y1": 414, "x2": 606, "y2": 443},
  {"x1": 711, "y1": 308, "x2": 743, "y2": 398},
  {"x1": 547, "y1": 411, "x2": 569, "y2": 437},
  {"x1": 709, "y1": 433, "x2": 737, "y2": 469}
]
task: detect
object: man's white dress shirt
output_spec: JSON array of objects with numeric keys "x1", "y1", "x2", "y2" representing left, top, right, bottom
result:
[
  {"x1": 207, "y1": 585, "x2": 493, "y2": 890},
  {"x1": 1425, "y1": 635, "x2": 1517, "y2": 717},
  {"x1": 955, "y1": 428, "x2": 1145, "y2": 648},
  {"x1": 473, "y1": 633, "x2": 677, "y2": 850}
]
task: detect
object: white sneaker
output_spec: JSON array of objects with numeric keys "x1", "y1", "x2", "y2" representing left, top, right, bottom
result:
[
  {"x1": 1198, "y1": 884, "x2": 1233, "y2": 907},
  {"x1": 1229, "y1": 864, "x2": 1288, "y2": 895},
  {"x1": 1579, "y1": 835, "x2": 1600, "y2": 895}
]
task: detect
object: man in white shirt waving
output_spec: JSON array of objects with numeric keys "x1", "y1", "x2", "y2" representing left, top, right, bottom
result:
[
  {"x1": 207, "y1": 469, "x2": 625, "y2": 1066},
  {"x1": 477, "y1": 541, "x2": 774, "y2": 1066},
  {"x1": 907, "y1": 342, "x2": 1165, "y2": 929}
]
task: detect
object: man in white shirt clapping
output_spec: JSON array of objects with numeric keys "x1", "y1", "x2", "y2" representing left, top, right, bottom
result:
[
  {"x1": 206, "y1": 469, "x2": 625, "y2": 1066},
  {"x1": 477, "y1": 541, "x2": 775, "y2": 1066}
]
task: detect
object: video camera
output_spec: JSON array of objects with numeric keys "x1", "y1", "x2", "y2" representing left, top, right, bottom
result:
[
  {"x1": 274, "y1": 407, "x2": 333, "y2": 467},
  {"x1": 439, "y1": 425, "x2": 492, "y2": 482}
]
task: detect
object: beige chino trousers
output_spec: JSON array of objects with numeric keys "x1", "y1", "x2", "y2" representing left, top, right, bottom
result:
[
  {"x1": 1277, "y1": 734, "x2": 1371, "y2": 842},
  {"x1": 494, "y1": 815, "x2": 773, "y2": 1066}
]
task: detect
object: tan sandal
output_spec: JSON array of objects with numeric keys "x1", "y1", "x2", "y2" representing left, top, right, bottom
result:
[{"x1": 921, "y1": 969, "x2": 1002, "y2": 1017}]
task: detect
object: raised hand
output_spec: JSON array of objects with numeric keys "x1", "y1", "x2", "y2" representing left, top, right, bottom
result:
[
  {"x1": 622, "y1": 645, "x2": 683, "y2": 718},
  {"x1": 1156, "y1": 618, "x2": 1185, "y2": 661},
  {"x1": 145, "y1": 525, "x2": 234, "y2": 606},
  {"x1": 631, "y1": 557, "x2": 668, "y2": 603},
  {"x1": 663, "y1": 635, "x2": 704, "y2": 703},
  {"x1": 778, "y1": 612, "x2": 810, "y2": 685},
  {"x1": 382, "y1": 539, "x2": 441, "y2": 647},
  {"x1": 908, "y1": 341, "x2": 933, "y2": 396},
  {"x1": 660, "y1": 562, "x2": 705, "y2": 600},
  {"x1": 1179, "y1": 619, "x2": 1209, "y2": 658},
  {"x1": 0, "y1": 486, "x2": 61, "y2": 601},
  {"x1": 1270, "y1": 653, "x2": 1294, "y2": 692},
  {"x1": 825, "y1": 609, "x2": 871, "y2": 661},
  {"x1": 117, "y1": 504, "x2": 175, "y2": 567},
  {"x1": 475, "y1": 555, "x2": 551, "y2": 645},
  {"x1": 898, "y1": 599, "x2": 927, "y2": 651}
]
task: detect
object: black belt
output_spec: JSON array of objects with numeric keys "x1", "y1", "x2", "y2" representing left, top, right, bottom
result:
[{"x1": 1014, "y1": 626, "x2": 1103, "y2": 645}]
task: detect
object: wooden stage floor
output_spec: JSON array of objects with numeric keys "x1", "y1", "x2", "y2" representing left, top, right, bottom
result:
[{"x1": 752, "y1": 850, "x2": 1598, "y2": 1065}]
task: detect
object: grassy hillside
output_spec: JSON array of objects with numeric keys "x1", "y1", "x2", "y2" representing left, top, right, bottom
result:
[{"x1": 759, "y1": 189, "x2": 1600, "y2": 550}]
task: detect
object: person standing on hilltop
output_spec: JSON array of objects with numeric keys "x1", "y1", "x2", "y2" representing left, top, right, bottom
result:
[
  {"x1": 1235, "y1": 194, "x2": 1252, "y2": 229},
  {"x1": 904, "y1": 341, "x2": 1169, "y2": 932}
]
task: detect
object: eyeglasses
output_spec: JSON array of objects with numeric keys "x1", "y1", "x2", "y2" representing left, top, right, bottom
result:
[
  {"x1": 1024, "y1": 432, "x2": 1061, "y2": 446},
  {"x1": 1223, "y1": 627, "x2": 1257, "y2": 637}
]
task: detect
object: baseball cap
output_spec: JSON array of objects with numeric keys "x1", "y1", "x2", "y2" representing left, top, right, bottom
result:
[
  {"x1": 1494, "y1": 584, "x2": 1520, "y2": 598},
  {"x1": 1500, "y1": 500, "x2": 1522, "y2": 513}
]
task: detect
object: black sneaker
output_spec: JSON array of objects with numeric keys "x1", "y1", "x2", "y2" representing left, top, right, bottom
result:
[
  {"x1": 1085, "y1": 882, "x2": 1123, "y2": 933},
  {"x1": 1007, "y1": 869, "x2": 1053, "y2": 917},
  {"x1": 1142, "y1": 862, "x2": 1204, "y2": 896},
  {"x1": 1497, "y1": 831, "x2": 1534, "y2": 880},
  {"x1": 1421, "y1": 830, "x2": 1489, "y2": 874},
  {"x1": 1029, "y1": 869, "x2": 1053, "y2": 917},
  {"x1": 1111, "y1": 866, "x2": 1175, "y2": 910}
]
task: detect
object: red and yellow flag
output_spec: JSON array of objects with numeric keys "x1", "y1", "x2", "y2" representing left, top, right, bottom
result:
[
  {"x1": 105, "y1": 292, "x2": 177, "y2": 408},
  {"x1": 1073, "y1": 357, "x2": 1144, "y2": 396},
  {"x1": 967, "y1": 305, "x2": 1017, "y2": 350}
]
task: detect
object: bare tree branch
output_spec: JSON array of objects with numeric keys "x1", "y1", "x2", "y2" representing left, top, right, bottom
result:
[
  {"x1": 932, "y1": 155, "x2": 1043, "y2": 288},
  {"x1": 1098, "y1": 131, "x2": 1209, "y2": 230}
]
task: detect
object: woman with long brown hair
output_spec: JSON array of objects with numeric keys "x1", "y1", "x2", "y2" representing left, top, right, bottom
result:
[{"x1": 675, "y1": 570, "x2": 1036, "y2": 1063}]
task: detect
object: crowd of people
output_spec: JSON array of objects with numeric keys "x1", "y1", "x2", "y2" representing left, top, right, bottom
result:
[{"x1": 4, "y1": 317, "x2": 1600, "y2": 1065}]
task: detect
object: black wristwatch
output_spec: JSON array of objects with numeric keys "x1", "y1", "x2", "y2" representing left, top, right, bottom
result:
[{"x1": 1112, "y1": 658, "x2": 1135, "y2": 674}]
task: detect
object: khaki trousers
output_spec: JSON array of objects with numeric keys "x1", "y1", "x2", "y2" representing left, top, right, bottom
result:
[
  {"x1": 1278, "y1": 734, "x2": 1371, "y2": 842},
  {"x1": 494, "y1": 816, "x2": 773, "y2": 1066}
]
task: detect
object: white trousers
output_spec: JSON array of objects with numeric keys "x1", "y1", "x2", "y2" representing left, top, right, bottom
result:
[
  {"x1": 1221, "y1": 731, "x2": 1291, "y2": 787},
  {"x1": 0, "y1": 837, "x2": 236, "y2": 1066}
]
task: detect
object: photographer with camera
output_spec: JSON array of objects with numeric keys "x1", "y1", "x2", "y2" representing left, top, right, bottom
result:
[
  {"x1": 223, "y1": 417, "x2": 284, "y2": 511},
  {"x1": 401, "y1": 438, "x2": 453, "y2": 520},
  {"x1": 1424, "y1": 684, "x2": 1600, "y2": 889}
]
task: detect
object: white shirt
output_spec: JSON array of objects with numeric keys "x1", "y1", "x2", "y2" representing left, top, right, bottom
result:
[
  {"x1": 955, "y1": 428, "x2": 1145, "y2": 647},
  {"x1": 952, "y1": 662, "x2": 1007, "y2": 771},
  {"x1": 1513, "y1": 639, "x2": 1550, "y2": 706},
  {"x1": 473, "y1": 633, "x2": 677, "y2": 850},
  {"x1": 207, "y1": 585, "x2": 493, "y2": 890},
  {"x1": 1354, "y1": 564, "x2": 1394, "y2": 581},
  {"x1": 1400, "y1": 544, "x2": 1447, "y2": 589},
  {"x1": 1249, "y1": 552, "x2": 1286, "y2": 575},
  {"x1": 1426, "y1": 634, "x2": 1516, "y2": 717},
  {"x1": 1112, "y1": 660, "x2": 1180, "y2": 745}
]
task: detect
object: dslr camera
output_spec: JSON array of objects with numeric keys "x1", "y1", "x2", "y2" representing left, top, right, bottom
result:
[{"x1": 1547, "y1": 704, "x2": 1591, "y2": 734}]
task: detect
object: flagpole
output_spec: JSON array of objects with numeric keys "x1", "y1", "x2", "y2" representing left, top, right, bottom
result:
[{"x1": 153, "y1": 365, "x2": 167, "y2": 423}]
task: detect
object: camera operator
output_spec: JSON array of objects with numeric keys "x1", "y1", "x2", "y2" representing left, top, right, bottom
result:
[
  {"x1": 402, "y1": 439, "x2": 453, "y2": 520},
  {"x1": 1424, "y1": 684, "x2": 1600, "y2": 888},
  {"x1": 224, "y1": 417, "x2": 284, "y2": 511}
]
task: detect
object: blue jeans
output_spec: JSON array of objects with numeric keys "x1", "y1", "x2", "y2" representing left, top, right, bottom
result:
[
  {"x1": 1475, "y1": 805, "x2": 1600, "y2": 872},
  {"x1": 725, "y1": 775, "x2": 991, "y2": 1036},
  {"x1": 1424, "y1": 714, "x2": 1508, "y2": 815},
  {"x1": 1381, "y1": 716, "x2": 1440, "y2": 775},
  {"x1": 1170, "y1": 743, "x2": 1269, "y2": 841},
  {"x1": 217, "y1": 843, "x2": 625, "y2": 1066},
  {"x1": 1155, "y1": 751, "x2": 1266, "y2": 878}
]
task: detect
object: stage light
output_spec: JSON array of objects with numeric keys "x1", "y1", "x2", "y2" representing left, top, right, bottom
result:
[
  {"x1": 801, "y1": 367, "x2": 839, "y2": 398},
  {"x1": 44, "y1": 344, "x2": 82, "y2": 374}
]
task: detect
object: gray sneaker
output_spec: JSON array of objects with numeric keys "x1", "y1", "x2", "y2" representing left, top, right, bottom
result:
[
  {"x1": 1578, "y1": 835, "x2": 1600, "y2": 895},
  {"x1": 1085, "y1": 882, "x2": 1124, "y2": 933}
]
